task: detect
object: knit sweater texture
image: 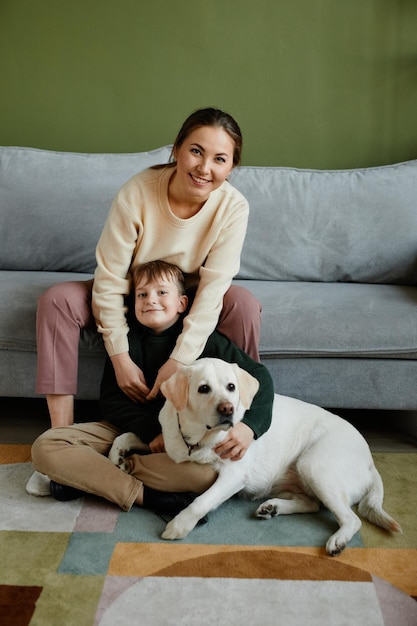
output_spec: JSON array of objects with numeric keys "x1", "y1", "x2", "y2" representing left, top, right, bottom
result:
[{"x1": 92, "y1": 166, "x2": 249, "y2": 364}]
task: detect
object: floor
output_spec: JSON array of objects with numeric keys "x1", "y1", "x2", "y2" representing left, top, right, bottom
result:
[
  {"x1": 0, "y1": 397, "x2": 101, "y2": 445},
  {"x1": 0, "y1": 396, "x2": 416, "y2": 452}
]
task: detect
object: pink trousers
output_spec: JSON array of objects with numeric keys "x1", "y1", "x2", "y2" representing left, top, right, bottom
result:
[{"x1": 36, "y1": 279, "x2": 262, "y2": 395}]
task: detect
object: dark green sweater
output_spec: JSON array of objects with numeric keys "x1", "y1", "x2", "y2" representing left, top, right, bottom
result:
[{"x1": 100, "y1": 319, "x2": 274, "y2": 444}]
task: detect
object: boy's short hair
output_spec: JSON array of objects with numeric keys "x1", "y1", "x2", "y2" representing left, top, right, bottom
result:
[{"x1": 132, "y1": 260, "x2": 186, "y2": 295}]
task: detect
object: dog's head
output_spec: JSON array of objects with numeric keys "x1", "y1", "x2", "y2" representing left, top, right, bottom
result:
[{"x1": 160, "y1": 358, "x2": 259, "y2": 450}]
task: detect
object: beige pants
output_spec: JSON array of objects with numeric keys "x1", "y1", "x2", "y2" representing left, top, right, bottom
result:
[{"x1": 31, "y1": 421, "x2": 217, "y2": 511}]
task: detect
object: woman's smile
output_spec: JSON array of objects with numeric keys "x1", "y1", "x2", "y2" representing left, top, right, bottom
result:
[{"x1": 189, "y1": 173, "x2": 212, "y2": 186}]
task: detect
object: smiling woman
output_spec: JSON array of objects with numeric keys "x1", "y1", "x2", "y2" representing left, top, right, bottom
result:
[
  {"x1": 34, "y1": 107, "x2": 261, "y2": 432},
  {"x1": 155, "y1": 108, "x2": 243, "y2": 218},
  {"x1": 168, "y1": 127, "x2": 236, "y2": 218}
]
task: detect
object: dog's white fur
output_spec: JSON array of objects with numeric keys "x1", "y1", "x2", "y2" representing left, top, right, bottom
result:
[{"x1": 110, "y1": 358, "x2": 401, "y2": 555}]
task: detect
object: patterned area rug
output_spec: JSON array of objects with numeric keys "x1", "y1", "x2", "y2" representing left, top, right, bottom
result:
[{"x1": 0, "y1": 444, "x2": 416, "y2": 626}]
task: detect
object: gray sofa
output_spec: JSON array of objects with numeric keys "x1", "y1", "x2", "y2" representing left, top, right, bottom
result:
[{"x1": 1, "y1": 146, "x2": 417, "y2": 410}]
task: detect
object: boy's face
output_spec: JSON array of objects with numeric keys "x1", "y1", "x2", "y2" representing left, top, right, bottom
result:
[{"x1": 134, "y1": 275, "x2": 188, "y2": 335}]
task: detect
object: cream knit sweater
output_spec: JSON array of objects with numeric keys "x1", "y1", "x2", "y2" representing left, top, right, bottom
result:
[{"x1": 92, "y1": 166, "x2": 249, "y2": 364}]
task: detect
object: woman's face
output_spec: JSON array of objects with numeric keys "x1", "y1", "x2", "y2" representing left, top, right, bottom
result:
[{"x1": 172, "y1": 125, "x2": 235, "y2": 203}]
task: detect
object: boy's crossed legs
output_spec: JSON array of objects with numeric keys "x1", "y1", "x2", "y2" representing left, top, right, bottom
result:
[{"x1": 31, "y1": 421, "x2": 217, "y2": 510}]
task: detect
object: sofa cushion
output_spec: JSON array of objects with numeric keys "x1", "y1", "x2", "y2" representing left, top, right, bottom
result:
[
  {"x1": 231, "y1": 160, "x2": 417, "y2": 285},
  {"x1": 3, "y1": 271, "x2": 417, "y2": 361},
  {"x1": 235, "y1": 280, "x2": 417, "y2": 359},
  {"x1": 0, "y1": 145, "x2": 172, "y2": 273}
]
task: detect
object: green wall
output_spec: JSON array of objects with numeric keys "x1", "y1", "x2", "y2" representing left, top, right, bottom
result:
[{"x1": 0, "y1": 0, "x2": 416, "y2": 168}]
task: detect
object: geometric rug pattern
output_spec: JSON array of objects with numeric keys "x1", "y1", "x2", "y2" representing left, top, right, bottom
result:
[{"x1": 0, "y1": 444, "x2": 416, "y2": 625}]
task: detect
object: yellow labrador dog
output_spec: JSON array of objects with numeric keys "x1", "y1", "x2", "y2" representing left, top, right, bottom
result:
[{"x1": 111, "y1": 358, "x2": 401, "y2": 555}]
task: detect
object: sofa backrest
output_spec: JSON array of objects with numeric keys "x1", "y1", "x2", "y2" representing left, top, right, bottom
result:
[
  {"x1": 231, "y1": 159, "x2": 417, "y2": 285},
  {"x1": 1, "y1": 147, "x2": 416, "y2": 284},
  {"x1": 0, "y1": 145, "x2": 172, "y2": 273}
]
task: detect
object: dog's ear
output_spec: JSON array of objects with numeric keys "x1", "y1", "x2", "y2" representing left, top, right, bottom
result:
[
  {"x1": 232, "y1": 364, "x2": 260, "y2": 410},
  {"x1": 160, "y1": 367, "x2": 190, "y2": 411}
]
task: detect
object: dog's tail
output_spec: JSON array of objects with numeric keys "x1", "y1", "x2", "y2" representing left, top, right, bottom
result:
[{"x1": 357, "y1": 465, "x2": 402, "y2": 533}]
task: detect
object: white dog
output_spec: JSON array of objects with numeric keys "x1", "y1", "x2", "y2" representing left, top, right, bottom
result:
[{"x1": 110, "y1": 358, "x2": 401, "y2": 555}]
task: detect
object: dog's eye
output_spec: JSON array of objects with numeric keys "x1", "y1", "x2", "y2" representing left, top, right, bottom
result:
[
  {"x1": 227, "y1": 383, "x2": 235, "y2": 392},
  {"x1": 198, "y1": 384, "x2": 211, "y2": 394}
]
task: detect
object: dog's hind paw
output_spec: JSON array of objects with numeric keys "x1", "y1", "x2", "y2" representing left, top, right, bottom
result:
[
  {"x1": 326, "y1": 528, "x2": 352, "y2": 556},
  {"x1": 326, "y1": 537, "x2": 346, "y2": 556},
  {"x1": 255, "y1": 500, "x2": 279, "y2": 520}
]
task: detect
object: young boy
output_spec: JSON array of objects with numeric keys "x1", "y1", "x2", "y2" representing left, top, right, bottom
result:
[{"x1": 31, "y1": 261, "x2": 274, "y2": 515}]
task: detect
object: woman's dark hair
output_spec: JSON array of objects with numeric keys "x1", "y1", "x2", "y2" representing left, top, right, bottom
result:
[{"x1": 154, "y1": 107, "x2": 243, "y2": 169}]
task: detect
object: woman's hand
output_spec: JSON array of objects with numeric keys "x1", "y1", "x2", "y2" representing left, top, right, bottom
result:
[
  {"x1": 146, "y1": 358, "x2": 183, "y2": 400},
  {"x1": 111, "y1": 352, "x2": 150, "y2": 403},
  {"x1": 149, "y1": 433, "x2": 165, "y2": 453},
  {"x1": 214, "y1": 422, "x2": 254, "y2": 461}
]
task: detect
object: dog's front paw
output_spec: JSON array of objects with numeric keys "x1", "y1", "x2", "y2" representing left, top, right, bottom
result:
[
  {"x1": 109, "y1": 432, "x2": 148, "y2": 467},
  {"x1": 118, "y1": 459, "x2": 132, "y2": 473},
  {"x1": 255, "y1": 499, "x2": 280, "y2": 520},
  {"x1": 108, "y1": 435, "x2": 128, "y2": 467},
  {"x1": 108, "y1": 450, "x2": 123, "y2": 467},
  {"x1": 161, "y1": 511, "x2": 197, "y2": 540}
]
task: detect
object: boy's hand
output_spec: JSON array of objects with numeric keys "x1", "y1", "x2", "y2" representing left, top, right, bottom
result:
[
  {"x1": 149, "y1": 433, "x2": 165, "y2": 453},
  {"x1": 214, "y1": 423, "x2": 254, "y2": 461},
  {"x1": 146, "y1": 358, "x2": 183, "y2": 400},
  {"x1": 111, "y1": 352, "x2": 150, "y2": 403}
]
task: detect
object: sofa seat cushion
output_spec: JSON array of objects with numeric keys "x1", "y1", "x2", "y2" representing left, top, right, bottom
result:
[
  {"x1": 3, "y1": 273, "x2": 417, "y2": 363},
  {"x1": 0, "y1": 271, "x2": 103, "y2": 354},
  {"x1": 237, "y1": 280, "x2": 417, "y2": 359}
]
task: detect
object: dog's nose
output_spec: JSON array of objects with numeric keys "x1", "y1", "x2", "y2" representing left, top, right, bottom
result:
[{"x1": 217, "y1": 402, "x2": 234, "y2": 417}]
